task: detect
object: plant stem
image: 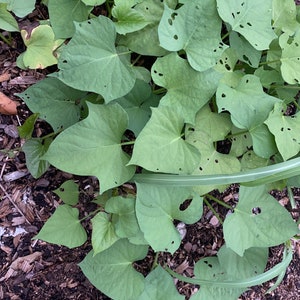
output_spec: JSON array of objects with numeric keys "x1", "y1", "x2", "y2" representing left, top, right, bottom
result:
[
  {"x1": 221, "y1": 31, "x2": 230, "y2": 41},
  {"x1": 259, "y1": 59, "x2": 281, "y2": 66},
  {"x1": 203, "y1": 198, "x2": 223, "y2": 225},
  {"x1": 79, "y1": 207, "x2": 102, "y2": 222},
  {"x1": 131, "y1": 54, "x2": 142, "y2": 66},
  {"x1": 153, "y1": 87, "x2": 166, "y2": 95},
  {"x1": 205, "y1": 193, "x2": 233, "y2": 210},
  {"x1": 120, "y1": 140, "x2": 135, "y2": 146},
  {"x1": 106, "y1": 0, "x2": 112, "y2": 18},
  {"x1": 225, "y1": 130, "x2": 249, "y2": 139},
  {"x1": 0, "y1": 32, "x2": 11, "y2": 45},
  {"x1": 293, "y1": 99, "x2": 300, "y2": 111},
  {"x1": 151, "y1": 252, "x2": 160, "y2": 270},
  {"x1": 269, "y1": 84, "x2": 300, "y2": 90},
  {"x1": 287, "y1": 186, "x2": 297, "y2": 209}
]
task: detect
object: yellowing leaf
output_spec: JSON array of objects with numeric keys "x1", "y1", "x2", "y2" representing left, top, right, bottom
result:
[{"x1": 19, "y1": 25, "x2": 64, "y2": 69}]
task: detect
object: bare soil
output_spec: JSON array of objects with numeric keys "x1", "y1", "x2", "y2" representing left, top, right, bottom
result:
[{"x1": 0, "y1": 2, "x2": 299, "y2": 299}]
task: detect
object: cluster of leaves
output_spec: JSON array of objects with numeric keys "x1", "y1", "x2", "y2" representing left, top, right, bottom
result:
[{"x1": 7, "y1": 0, "x2": 300, "y2": 299}]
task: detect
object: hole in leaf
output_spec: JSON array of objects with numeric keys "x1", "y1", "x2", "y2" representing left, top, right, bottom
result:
[
  {"x1": 168, "y1": 18, "x2": 173, "y2": 25},
  {"x1": 287, "y1": 127, "x2": 291, "y2": 131},
  {"x1": 245, "y1": 79, "x2": 249, "y2": 83},
  {"x1": 221, "y1": 107, "x2": 226, "y2": 111},
  {"x1": 62, "y1": 60, "x2": 68, "y2": 63},
  {"x1": 243, "y1": 55, "x2": 250, "y2": 62},
  {"x1": 241, "y1": 2, "x2": 245, "y2": 6},
  {"x1": 225, "y1": 64, "x2": 231, "y2": 71},
  {"x1": 221, "y1": 93, "x2": 226, "y2": 98},
  {"x1": 59, "y1": 188, "x2": 65, "y2": 192},
  {"x1": 87, "y1": 20, "x2": 91, "y2": 24},
  {"x1": 239, "y1": 24, "x2": 244, "y2": 28},
  {"x1": 171, "y1": 241, "x2": 174, "y2": 244},
  {"x1": 280, "y1": 127, "x2": 284, "y2": 132},
  {"x1": 179, "y1": 198, "x2": 192, "y2": 211},
  {"x1": 247, "y1": 22, "x2": 252, "y2": 27},
  {"x1": 232, "y1": 13, "x2": 235, "y2": 18},
  {"x1": 171, "y1": 12, "x2": 178, "y2": 20},
  {"x1": 219, "y1": 59, "x2": 223, "y2": 65},
  {"x1": 145, "y1": 7, "x2": 149, "y2": 10},
  {"x1": 173, "y1": 34, "x2": 178, "y2": 40},
  {"x1": 199, "y1": 167, "x2": 203, "y2": 171},
  {"x1": 252, "y1": 207, "x2": 261, "y2": 215},
  {"x1": 215, "y1": 159, "x2": 219, "y2": 163},
  {"x1": 237, "y1": 11, "x2": 240, "y2": 15},
  {"x1": 243, "y1": 134, "x2": 247, "y2": 139},
  {"x1": 179, "y1": 167, "x2": 182, "y2": 171},
  {"x1": 158, "y1": 73, "x2": 163, "y2": 76},
  {"x1": 188, "y1": 127, "x2": 195, "y2": 132}
]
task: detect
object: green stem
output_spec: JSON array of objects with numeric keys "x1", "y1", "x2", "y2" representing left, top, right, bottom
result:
[
  {"x1": 131, "y1": 54, "x2": 142, "y2": 66},
  {"x1": 0, "y1": 32, "x2": 11, "y2": 45},
  {"x1": 221, "y1": 31, "x2": 230, "y2": 41},
  {"x1": 269, "y1": 84, "x2": 300, "y2": 90},
  {"x1": 106, "y1": 0, "x2": 112, "y2": 18},
  {"x1": 121, "y1": 140, "x2": 135, "y2": 146},
  {"x1": 79, "y1": 207, "x2": 102, "y2": 222},
  {"x1": 153, "y1": 87, "x2": 167, "y2": 95},
  {"x1": 203, "y1": 198, "x2": 223, "y2": 225},
  {"x1": 293, "y1": 99, "x2": 300, "y2": 111},
  {"x1": 205, "y1": 193, "x2": 233, "y2": 210},
  {"x1": 151, "y1": 252, "x2": 160, "y2": 270},
  {"x1": 259, "y1": 59, "x2": 281, "y2": 66},
  {"x1": 287, "y1": 186, "x2": 297, "y2": 209},
  {"x1": 225, "y1": 130, "x2": 249, "y2": 139}
]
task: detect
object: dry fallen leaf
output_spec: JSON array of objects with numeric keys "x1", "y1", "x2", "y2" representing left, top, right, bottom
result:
[
  {"x1": 0, "y1": 92, "x2": 18, "y2": 115},
  {"x1": 0, "y1": 252, "x2": 42, "y2": 281}
]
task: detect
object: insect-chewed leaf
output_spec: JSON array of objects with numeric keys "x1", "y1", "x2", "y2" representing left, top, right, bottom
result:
[
  {"x1": 279, "y1": 31, "x2": 300, "y2": 85},
  {"x1": 216, "y1": 74, "x2": 281, "y2": 130},
  {"x1": 135, "y1": 183, "x2": 203, "y2": 253},
  {"x1": 17, "y1": 77, "x2": 87, "y2": 132},
  {"x1": 190, "y1": 246, "x2": 268, "y2": 300},
  {"x1": 272, "y1": 0, "x2": 300, "y2": 35},
  {"x1": 79, "y1": 239, "x2": 148, "y2": 300},
  {"x1": 265, "y1": 102, "x2": 300, "y2": 160},
  {"x1": 56, "y1": 16, "x2": 136, "y2": 102},
  {"x1": 53, "y1": 180, "x2": 79, "y2": 206},
  {"x1": 118, "y1": 0, "x2": 177, "y2": 56},
  {"x1": 159, "y1": 0, "x2": 227, "y2": 71},
  {"x1": 223, "y1": 185, "x2": 298, "y2": 256},
  {"x1": 217, "y1": 0, "x2": 276, "y2": 50},
  {"x1": 43, "y1": 102, "x2": 135, "y2": 193},
  {"x1": 186, "y1": 105, "x2": 240, "y2": 195},
  {"x1": 151, "y1": 53, "x2": 221, "y2": 124}
]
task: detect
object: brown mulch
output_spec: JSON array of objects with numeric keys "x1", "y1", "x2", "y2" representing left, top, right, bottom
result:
[{"x1": 1, "y1": 3, "x2": 300, "y2": 300}]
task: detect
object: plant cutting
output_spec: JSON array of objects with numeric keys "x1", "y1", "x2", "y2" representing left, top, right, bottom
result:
[{"x1": 15, "y1": 0, "x2": 300, "y2": 299}]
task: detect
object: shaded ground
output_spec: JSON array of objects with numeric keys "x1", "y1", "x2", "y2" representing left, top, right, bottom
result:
[{"x1": 0, "y1": 2, "x2": 300, "y2": 299}]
